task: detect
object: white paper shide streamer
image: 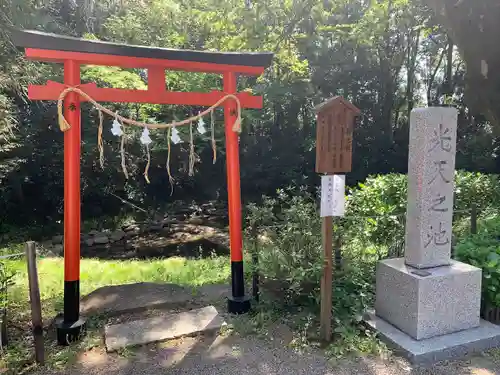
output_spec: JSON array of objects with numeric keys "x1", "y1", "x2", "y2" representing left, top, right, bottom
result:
[
  {"x1": 140, "y1": 127, "x2": 152, "y2": 145},
  {"x1": 171, "y1": 127, "x2": 183, "y2": 144},
  {"x1": 197, "y1": 115, "x2": 207, "y2": 134},
  {"x1": 111, "y1": 119, "x2": 123, "y2": 137}
]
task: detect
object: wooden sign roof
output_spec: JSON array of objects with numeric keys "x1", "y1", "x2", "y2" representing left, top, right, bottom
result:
[{"x1": 315, "y1": 96, "x2": 361, "y2": 115}]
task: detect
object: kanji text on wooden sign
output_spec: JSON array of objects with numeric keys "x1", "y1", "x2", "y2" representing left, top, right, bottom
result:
[{"x1": 315, "y1": 96, "x2": 360, "y2": 174}]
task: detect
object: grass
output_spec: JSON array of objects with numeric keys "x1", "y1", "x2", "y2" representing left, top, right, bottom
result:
[
  {"x1": 1, "y1": 254, "x2": 231, "y2": 374},
  {"x1": 9, "y1": 255, "x2": 230, "y2": 314},
  {"x1": 0, "y1": 238, "x2": 385, "y2": 373}
]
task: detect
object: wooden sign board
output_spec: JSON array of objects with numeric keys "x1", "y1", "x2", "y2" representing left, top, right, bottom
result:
[{"x1": 315, "y1": 96, "x2": 360, "y2": 174}]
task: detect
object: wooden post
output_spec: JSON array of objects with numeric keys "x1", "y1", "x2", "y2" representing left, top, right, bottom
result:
[
  {"x1": 334, "y1": 224, "x2": 342, "y2": 271},
  {"x1": 471, "y1": 203, "x2": 477, "y2": 235},
  {"x1": 315, "y1": 97, "x2": 359, "y2": 344},
  {"x1": 320, "y1": 216, "x2": 334, "y2": 342},
  {"x1": 26, "y1": 241, "x2": 44, "y2": 365}
]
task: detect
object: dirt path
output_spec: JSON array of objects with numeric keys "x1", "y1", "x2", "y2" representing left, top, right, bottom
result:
[
  {"x1": 30, "y1": 281, "x2": 500, "y2": 375},
  {"x1": 34, "y1": 333, "x2": 500, "y2": 375}
]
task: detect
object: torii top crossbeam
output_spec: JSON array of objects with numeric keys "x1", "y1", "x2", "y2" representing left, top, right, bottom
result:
[
  {"x1": 13, "y1": 30, "x2": 273, "y2": 106},
  {"x1": 13, "y1": 29, "x2": 273, "y2": 344}
]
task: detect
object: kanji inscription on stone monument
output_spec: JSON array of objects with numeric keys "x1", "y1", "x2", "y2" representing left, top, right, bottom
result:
[{"x1": 405, "y1": 107, "x2": 458, "y2": 269}]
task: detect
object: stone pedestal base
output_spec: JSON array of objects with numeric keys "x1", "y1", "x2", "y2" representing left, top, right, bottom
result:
[
  {"x1": 375, "y1": 258, "x2": 481, "y2": 340},
  {"x1": 364, "y1": 312, "x2": 500, "y2": 365}
]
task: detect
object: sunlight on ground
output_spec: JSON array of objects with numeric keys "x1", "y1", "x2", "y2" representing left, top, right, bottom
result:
[
  {"x1": 9, "y1": 255, "x2": 230, "y2": 308},
  {"x1": 469, "y1": 370, "x2": 496, "y2": 375},
  {"x1": 156, "y1": 337, "x2": 199, "y2": 367},
  {"x1": 1, "y1": 255, "x2": 231, "y2": 373},
  {"x1": 74, "y1": 335, "x2": 242, "y2": 371}
]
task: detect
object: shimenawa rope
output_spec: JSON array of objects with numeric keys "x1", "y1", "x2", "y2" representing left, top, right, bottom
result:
[
  {"x1": 57, "y1": 86, "x2": 242, "y2": 132},
  {"x1": 57, "y1": 86, "x2": 241, "y2": 185}
]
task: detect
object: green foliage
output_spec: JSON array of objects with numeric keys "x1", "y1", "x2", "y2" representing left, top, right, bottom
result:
[
  {"x1": 1, "y1": 0, "x2": 500, "y2": 235},
  {"x1": 248, "y1": 189, "x2": 373, "y2": 306},
  {"x1": 454, "y1": 172, "x2": 500, "y2": 213},
  {"x1": 0, "y1": 262, "x2": 14, "y2": 312},
  {"x1": 455, "y1": 214, "x2": 500, "y2": 308},
  {"x1": 247, "y1": 188, "x2": 322, "y2": 298},
  {"x1": 247, "y1": 188, "x2": 381, "y2": 357},
  {"x1": 345, "y1": 174, "x2": 408, "y2": 256},
  {"x1": 246, "y1": 171, "x2": 500, "y2": 356},
  {"x1": 344, "y1": 171, "x2": 500, "y2": 258},
  {"x1": 248, "y1": 171, "x2": 500, "y2": 316}
]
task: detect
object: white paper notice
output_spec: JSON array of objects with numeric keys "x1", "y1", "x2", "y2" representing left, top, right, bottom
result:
[{"x1": 320, "y1": 175, "x2": 345, "y2": 217}]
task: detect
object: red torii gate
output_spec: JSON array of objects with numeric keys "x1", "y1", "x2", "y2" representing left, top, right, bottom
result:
[{"x1": 13, "y1": 30, "x2": 273, "y2": 344}]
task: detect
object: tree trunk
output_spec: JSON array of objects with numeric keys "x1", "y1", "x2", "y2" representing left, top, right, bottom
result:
[
  {"x1": 427, "y1": 48, "x2": 446, "y2": 106},
  {"x1": 443, "y1": 37, "x2": 454, "y2": 97},
  {"x1": 422, "y1": 0, "x2": 500, "y2": 130},
  {"x1": 407, "y1": 31, "x2": 420, "y2": 119}
]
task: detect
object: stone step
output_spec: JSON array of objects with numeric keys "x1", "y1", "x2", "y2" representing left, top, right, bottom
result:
[{"x1": 104, "y1": 305, "x2": 224, "y2": 352}]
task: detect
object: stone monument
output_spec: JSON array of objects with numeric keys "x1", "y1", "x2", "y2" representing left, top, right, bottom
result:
[{"x1": 365, "y1": 107, "x2": 500, "y2": 364}]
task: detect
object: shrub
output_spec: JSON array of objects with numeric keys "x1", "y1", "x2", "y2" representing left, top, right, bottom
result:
[
  {"x1": 454, "y1": 172, "x2": 500, "y2": 214},
  {"x1": 247, "y1": 188, "x2": 323, "y2": 301},
  {"x1": 0, "y1": 263, "x2": 13, "y2": 310},
  {"x1": 344, "y1": 174, "x2": 407, "y2": 257},
  {"x1": 246, "y1": 188, "x2": 375, "y2": 323},
  {"x1": 455, "y1": 214, "x2": 500, "y2": 308},
  {"x1": 344, "y1": 171, "x2": 500, "y2": 256}
]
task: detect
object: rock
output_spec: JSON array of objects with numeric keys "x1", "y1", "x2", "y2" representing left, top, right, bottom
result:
[
  {"x1": 186, "y1": 217, "x2": 204, "y2": 225},
  {"x1": 175, "y1": 214, "x2": 188, "y2": 221},
  {"x1": 125, "y1": 230, "x2": 139, "y2": 239},
  {"x1": 89, "y1": 230, "x2": 100, "y2": 236},
  {"x1": 80, "y1": 234, "x2": 90, "y2": 242},
  {"x1": 122, "y1": 224, "x2": 139, "y2": 232},
  {"x1": 40, "y1": 240, "x2": 53, "y2": 250},
  {"x1": 161, "y1": 218, "x2": 178, "y2": 226},
  {"x1": 110, "y1": 230, "x2": 125, "y2": 242},
  {"x1": 85, "y1": 238, "x2": 95, "y2": 247},
  {"x1": 93, "y1": 236, "x2": 109, "y2": 245},
  {"x1": 146, "y1": 223, "x2": 163, "y2": 232},
  {"x1": 53, "y1": 244, "x2": 64, "y2": 255},
  {"x1": 205, "y1": 218, "x2": 224, "y2": 228},
  {"x1": 39, "y1": 248, "x2": 58, "y2": 258},
  {"x1": 52, "y1": 235, "x2": 63, "y2": 245},
  {"x1": 160, "y1": 227, "x2": 173, "y2": 236}
]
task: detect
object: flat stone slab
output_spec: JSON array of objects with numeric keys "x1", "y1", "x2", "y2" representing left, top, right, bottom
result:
[
  {"x1": 81, "y1": 282, "x2": 194, "y2": 316},
  {"x1": 364, "y1": 311, "x2": 500, "y2": 365},
  {"x1": 105, "y1": 305, "x2": 224, "y2": 352}
]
